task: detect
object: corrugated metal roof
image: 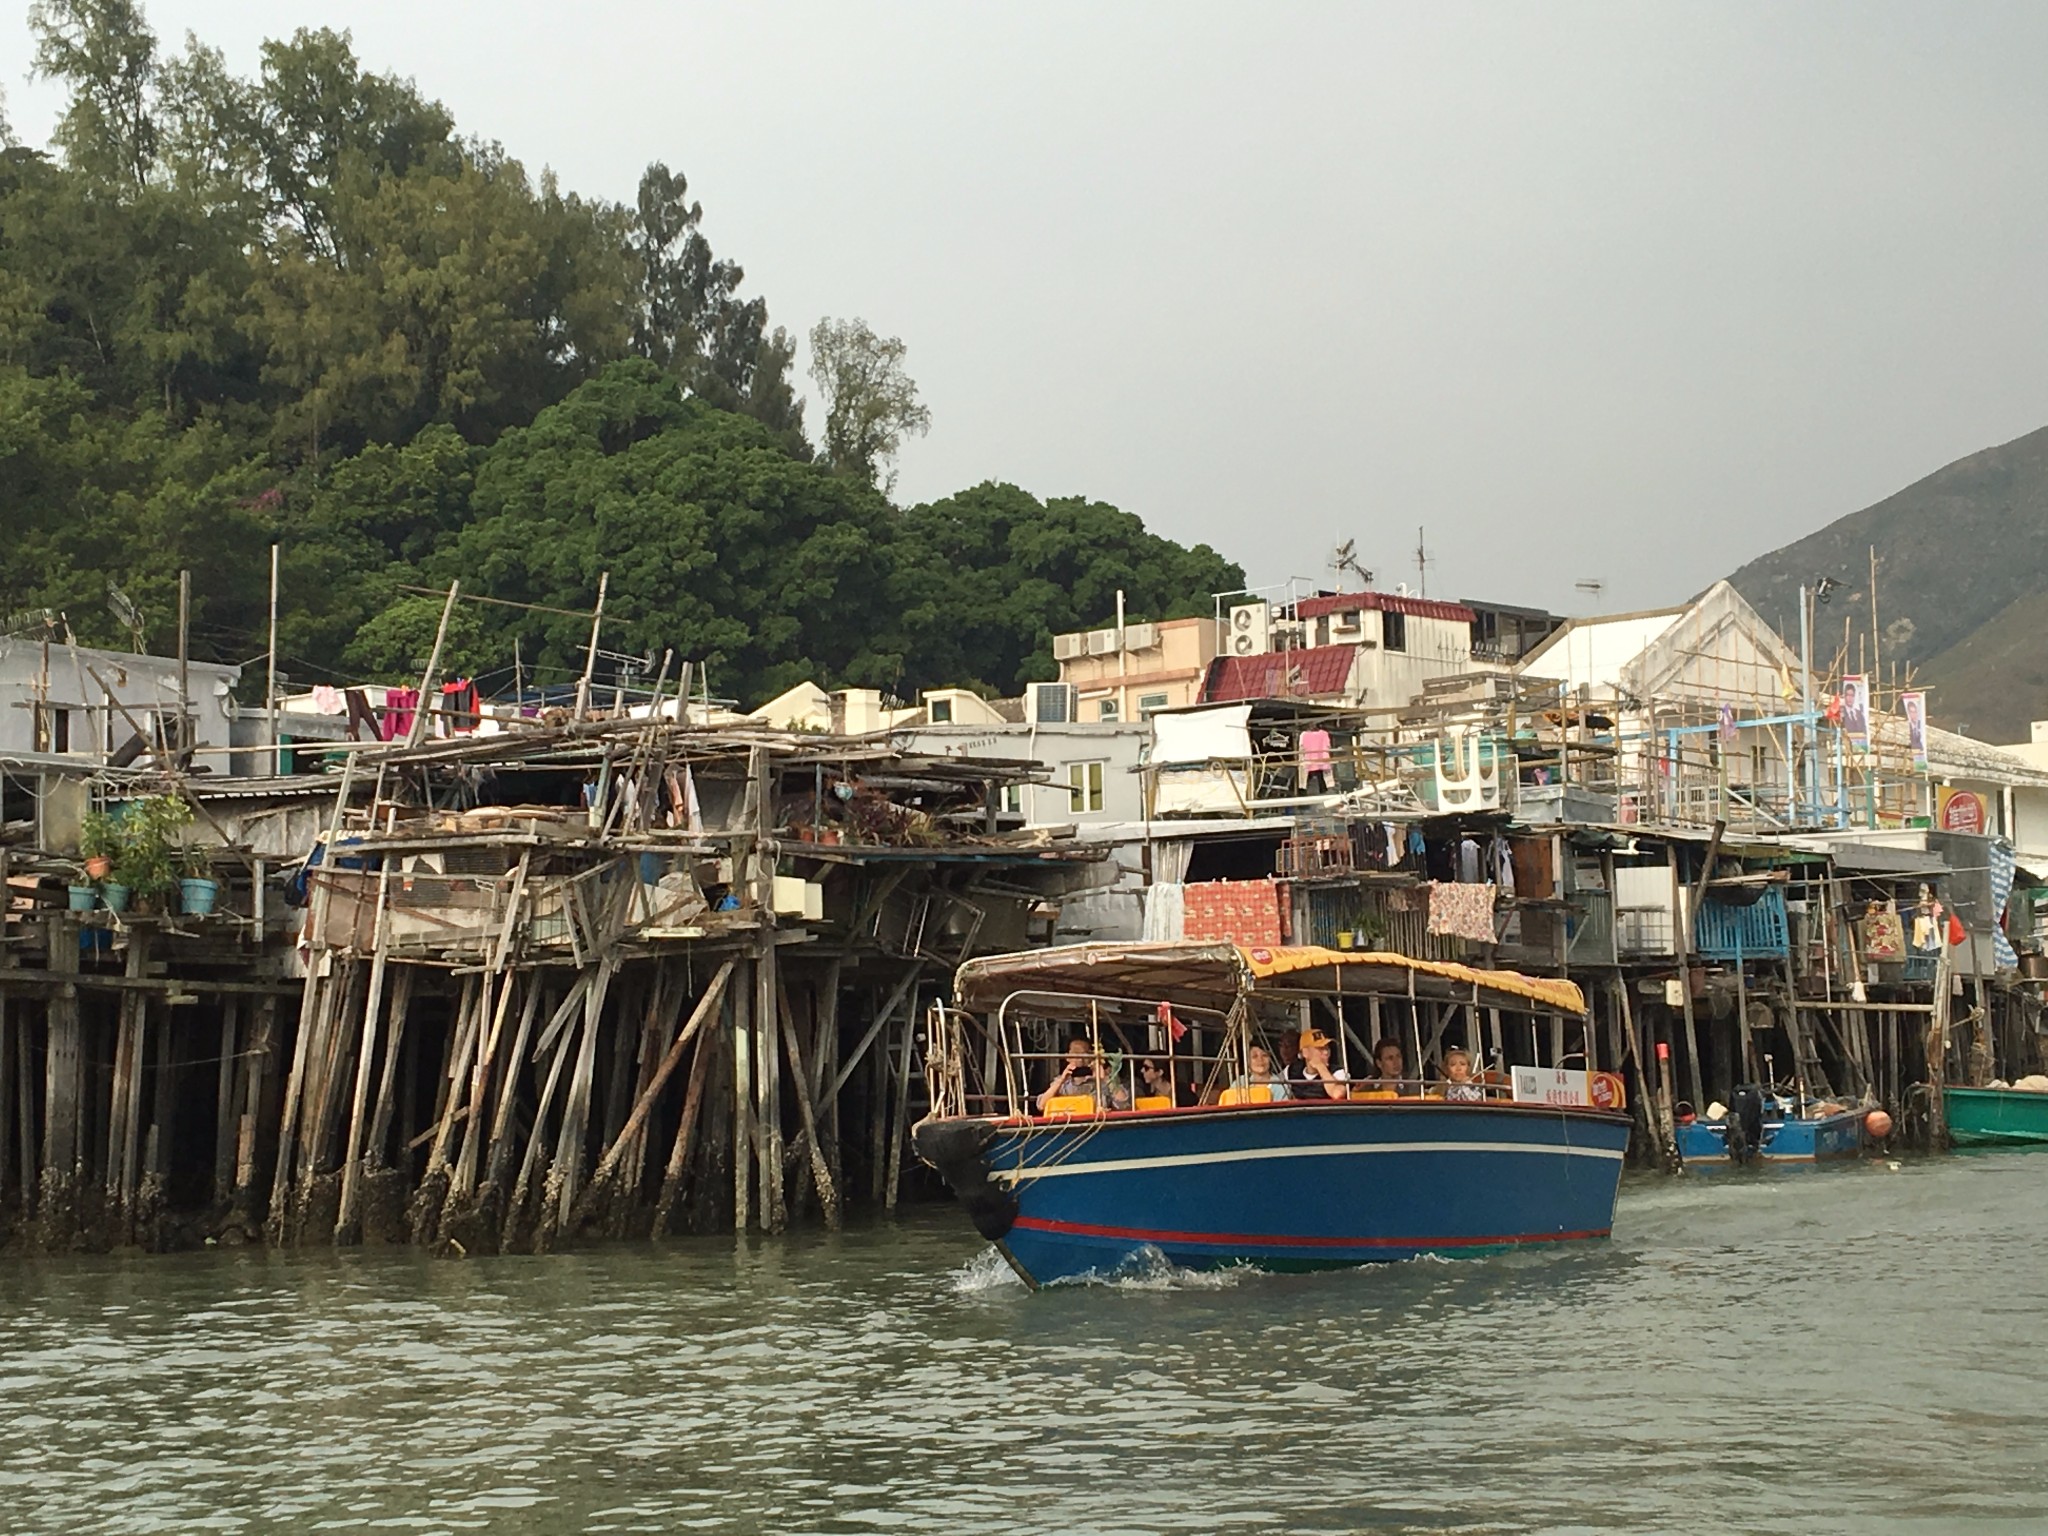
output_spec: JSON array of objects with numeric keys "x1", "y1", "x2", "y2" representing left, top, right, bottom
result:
[
  {"x1": 1293, "y1": 591, "x2": 1476, "y2": 623},
  {"x1": 1201, "y1": 644, "x2": 1359, "y2": 703}
]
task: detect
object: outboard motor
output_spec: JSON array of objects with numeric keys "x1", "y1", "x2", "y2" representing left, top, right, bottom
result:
[{"x1": 1724, "y1": 1085, "x2": 1767, "y2": 1165}]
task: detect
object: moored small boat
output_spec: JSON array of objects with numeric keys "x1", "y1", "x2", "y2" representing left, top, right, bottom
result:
[
  {"x1": 912, "y1": 942, "x2": 1632, "y2": 1287},
  {"x1": 1945, "y1": 1082, "x2": 2048, "y2": 1148},
  {"x1": 1674, "y1": 1087, "x2": 1865, "y2": 1167}
]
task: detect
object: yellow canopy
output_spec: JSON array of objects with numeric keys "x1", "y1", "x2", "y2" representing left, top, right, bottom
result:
[
  {"x1": 1234, "y1": 945, "x2": 1585, "y2": 1015},
  {"x1": 953, "y1": 941, "x2": 1585, "y2": 1016}
]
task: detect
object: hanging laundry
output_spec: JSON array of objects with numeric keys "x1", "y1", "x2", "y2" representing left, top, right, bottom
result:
[
  {"x1": 441, "y1": 678, "x2": 479, "y2": 732},
  {"x1": 1407, "y1": 827, "x2": 1427, "y2": 865},
  {"x1": 1427, "y1": 881, "x2": 1498, "y2": 944},
  {"x1": 1458, "y1": 837, "x2": 1482, "y2": 884},
  {"x1": 1494, "y1": 837, "x2": 1516, "y2": 900},
  {"x1": 1863, "y1": 906, "x2": 1905, "y2": 960},
  {"x1": 308, "y1": 684, "x2": 345, "y2": 716},
  {"x1": 1383, "y1": 823, "x2": 1401, "y2": 867},
  {"x1": 1299, "y1": 728, "x2": 1333, "y2": 792},
  {"x1": 342, "y1": 688, "x2": 380, "y2": 742},
  {"x1": 382, "y1": 686, "x2": 418, "y2": 741}
]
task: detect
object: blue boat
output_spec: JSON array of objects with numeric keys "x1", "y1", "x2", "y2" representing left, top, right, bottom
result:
[
  {"x1": 913, "y1": 942, "x2": 1631, "y2": 1287},
  {"x1": 1674, "y1": 1088, "x2": 1866, "y2": 1167}
]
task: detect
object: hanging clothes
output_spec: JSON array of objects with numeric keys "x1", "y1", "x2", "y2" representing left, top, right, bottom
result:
[
  {"x1": 1458, "y1": 837, "x2": 1482, "y2": 884},
  {"x1": 1299, "y1": 728, "x2": 1333, "y2": 793},
  {"x1": 308, "y1": 684, "x2": 345, "y2": 716},
  {"x1": 382, "y1": 686, "x2": 418, "y2": 741},
  {"x1": 1494, "y1": 837, "x2": 1516, "y2": 899},
  {"x1": 441, "y1": 678, "x2": 479, "y2": 733},
  {"x1": 1407, "y1": 827, "x2": 1427, "y2": 867},
  {"x1": 1427, "y1": 882, "x2": 1498, "y2": 943},
  {"x1": 342, "y1": 688, "x2": 380, "y2": 742}
]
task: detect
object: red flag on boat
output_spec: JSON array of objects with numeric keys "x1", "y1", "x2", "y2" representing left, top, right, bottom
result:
[{"x1": 1158, "y1": 1001, "x2": 1187, "y2": 1041}]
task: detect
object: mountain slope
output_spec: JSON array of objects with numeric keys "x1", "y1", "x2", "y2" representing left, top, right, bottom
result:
[{"x1": 1727, "y1": 424, "x2": 2048, "y2": 741}]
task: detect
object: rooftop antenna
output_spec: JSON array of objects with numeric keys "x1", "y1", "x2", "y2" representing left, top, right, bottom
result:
[
  {"x1": 1574, "y1": 578, "x2": 1605, "y2": 613},
  {"x1": 1414, "y1": 526, "x2": 1431, "y2": 597},
  {"x1": 107, "y1": 581, "x2": 146, "y2": 652},
  {"x1": 1331, "y1": 538, "x2": 1374, "y2": 591}
]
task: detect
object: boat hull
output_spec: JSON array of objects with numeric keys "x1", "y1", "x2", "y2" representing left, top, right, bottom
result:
[
  {"x1": 915, "y1": 1101, "x2": 1629, "y2": 1286},
  {"x1": 1946, "y1": 1086, "x2": 2048, "y2": 1148},
  {"x1": 1674, "y1": 1107, "x2": 1864, "y2": 1165}
]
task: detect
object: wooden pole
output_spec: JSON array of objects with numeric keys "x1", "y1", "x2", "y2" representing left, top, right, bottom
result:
[
  {"x1": 176, "y1": 568, "x2": 191, "y2": 759},
  {"x1": 574, "y1": 571, "x2": 609, "y2": 721},
  {"x1": 585, "y1": 960, "x2": 734, "y2": 1198},
  {"x1": 405, "y1": 581, "x2": 461, "y2": 749},
  {"x1": 779, "y1": 987, "x2": 841, "y2": 1228},
  {"x1": 266, "y1": 542, "x2": 281, "y2": 774},
  {"x1": 884, "y1": 1003, "x2": 917, "y2": 1212},
  {"x1": 334, "y1": 859, "x2": 396, "y2": 1236}
]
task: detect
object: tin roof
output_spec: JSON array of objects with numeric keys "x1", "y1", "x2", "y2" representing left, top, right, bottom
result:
[
  {"x1": 1293, "y1": 592, "x2": 1476, "y2": 623},
  {"x1": 1201, "y1": 644, "x2": 1359, "y2": 704}
]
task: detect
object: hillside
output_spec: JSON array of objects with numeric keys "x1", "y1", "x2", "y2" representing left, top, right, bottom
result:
[{"x1": 1727, "y1": 423, "x2": 2048, "y2": 742}]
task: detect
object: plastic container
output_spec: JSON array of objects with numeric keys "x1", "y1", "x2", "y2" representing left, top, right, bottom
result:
[
  {"x1": 179, "y1": 877, "x2": 220, "y2": 916},
  {"x1": 68, "y1": 884, "x2": 98, "y2": 912},
  {"x1": 101, "y1": 883, "x2": 132, "y2": 913}
]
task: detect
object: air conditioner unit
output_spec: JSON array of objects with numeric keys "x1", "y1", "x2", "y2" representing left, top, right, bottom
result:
[
  {"x1": 1051, "y1": 632, "x2": 1085, "y2": 661},
  {"x1": 1227, "y1": 602, "x2": 1270, "y2": 657},
  {"x1": 1086, "y1": 628, "x2": 1119, "y2": 657},
  {"x1": 1028, "y1": 682, "x2": 1077, "y2": 724},
  {"x1": 1124, "y1": 622, "x2": 1158, "y2": 651}
]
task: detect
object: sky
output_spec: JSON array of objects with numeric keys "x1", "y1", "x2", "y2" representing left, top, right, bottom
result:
[{"x1": 10, "y1": 1, "x2": 2048, "y2": 619}]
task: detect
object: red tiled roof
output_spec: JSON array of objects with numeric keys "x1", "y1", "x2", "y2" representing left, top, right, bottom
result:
[
  {"x1": 1292, "y1": 591, "x2": 1475, "y2": 623},
  {"x1": 1201, "y1": 644, "x2": 1361, "y2": 704}
]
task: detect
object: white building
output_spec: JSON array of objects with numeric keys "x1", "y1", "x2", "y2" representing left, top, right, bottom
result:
[{"x1": 0, "y1": 635, "x2": 242, "y2": 773}]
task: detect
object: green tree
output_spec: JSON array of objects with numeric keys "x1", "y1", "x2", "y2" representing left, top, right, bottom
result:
[
  {"x1": 807, "y1": 315, "x2": 929, "y2": 490},
  {"x1": 29, "y1": 0, "x2": 159, "y2": 192},
  {"x1": 892, "y1": 482, "x2": 1243, "y2": 694}
]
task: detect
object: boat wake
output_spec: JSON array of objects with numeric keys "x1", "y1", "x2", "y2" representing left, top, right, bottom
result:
[{"x1": 946, "y1": 1244, "x2": 1252, "y2": 1294}]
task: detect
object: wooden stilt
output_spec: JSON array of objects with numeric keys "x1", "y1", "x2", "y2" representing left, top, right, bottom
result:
[
  {"x1": 40, "y1": 916, "x2": 82, "y2": 1239},
  {"x1": 212, "y1": 1001, "x2": 240, "y2": 1207},
  {"x1": 884, "y1": 1002, "x2": 917, "y2": 1213},
  {"x1": 733, "y1": 960, "x2": 754, "y2": 1233},
  {"x1": 582, "y1": 960, "x2": 734, "y2": 1213},
  {"x1": 545, "y1": 955, "x2": 616, "y2": 1235},
  {"x1": 364, "y1": 966, "x2": 416, "y2": 1174},
  {"x1": 778, "y1": 986, "x2": 841, "y2": 1228},
  {"x1": 655, "y1": 983, "x2": 726, "y2": 1236}
]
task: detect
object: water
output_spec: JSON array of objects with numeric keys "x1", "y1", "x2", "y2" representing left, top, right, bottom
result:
[{"x1": 1, "y1": 1156, "x2": 2043, "y2": 1536}]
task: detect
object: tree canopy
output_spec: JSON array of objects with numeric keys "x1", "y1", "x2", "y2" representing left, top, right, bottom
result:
[{"x1": 0, "y1": 0, "x2": 1241, "y2": 708}]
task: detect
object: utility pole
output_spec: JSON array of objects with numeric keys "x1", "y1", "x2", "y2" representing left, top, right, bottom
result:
[
  {"x1": 266, "y1": 544, "x2": 281, "y2": 774},
  {"x1": 177, "y1": 569, "x2": 191, "y2": 761}
]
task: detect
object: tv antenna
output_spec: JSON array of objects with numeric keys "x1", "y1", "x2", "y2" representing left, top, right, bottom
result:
[
  {"x1": 1414, "y1": 526, "x2": 1432, "y2": 597},
  {"x1": 1331, "y1": 538, "x2": 1374, "y2": 590},
  {"x1": 1574, "y1": 578, "x2": 1605, "y2": 613},
  {"x1": 107, "y1": 581, "x2": 146, "y2": 651}
]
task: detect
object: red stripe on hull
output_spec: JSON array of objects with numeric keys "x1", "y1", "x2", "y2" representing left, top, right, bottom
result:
[{"x1": 1011, "y1": 1216, "x2": 1609, "y2": 1249}]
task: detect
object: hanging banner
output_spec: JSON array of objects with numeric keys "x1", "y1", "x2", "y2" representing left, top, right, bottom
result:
[
  {"x1": 1937, "y1": 786, "x2": 1988, "y2": 834},
  {"x1": 1902, "y1": 691, "x2": 1928, "y2": 771},
  {"x1": 1840, "y1": 674, "x2": 1870, "y2": 746}
]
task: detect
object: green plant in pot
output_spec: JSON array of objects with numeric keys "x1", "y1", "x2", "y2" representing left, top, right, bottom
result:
[
  {"x1": 79, "y1": 809, "x2": 120, "y2": 882},
  {"x1": 179, "y1": 845, "x2": 221, "y2": 916},
  {"x1": 111, "y1": 795, "x2": 194, "y2": 912}
]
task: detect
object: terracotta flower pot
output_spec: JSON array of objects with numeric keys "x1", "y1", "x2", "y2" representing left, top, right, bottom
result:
[{"x1": 84, "y1": 856, "x2": 113, "y2": 881}]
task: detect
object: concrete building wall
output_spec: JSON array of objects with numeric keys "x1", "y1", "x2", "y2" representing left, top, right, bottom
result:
[
  {"x1": 0, "y1": 638, "x2": 243, "y2": 773},
  {"x1": 1057, "y1": 616, "x2": 1218, "y2": 722},
  {"x1": 890, "y1": 721, "x2": 1150, "y2": 826}
]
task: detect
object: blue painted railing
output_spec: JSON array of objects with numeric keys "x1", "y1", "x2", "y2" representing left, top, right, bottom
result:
[{"x1": 1693, "y1": 889, "x2": 1790, "y2": 960}]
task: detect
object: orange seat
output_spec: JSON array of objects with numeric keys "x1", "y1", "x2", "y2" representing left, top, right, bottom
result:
[
  {"x1": 1132, "y1": 1095, "x2": 1173, "y2": 1112},
  {"x1": 1351, "y1": 1087, "x2": 1399, "y2": 1101},
  {"x1": 1041, "y1": 1094, "x2": 1098, "y2": 1115}
]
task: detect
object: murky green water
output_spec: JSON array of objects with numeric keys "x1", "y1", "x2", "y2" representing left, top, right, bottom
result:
[{"x1": 1, "y1": 1154, "x2": 2043, "y2": 1535}]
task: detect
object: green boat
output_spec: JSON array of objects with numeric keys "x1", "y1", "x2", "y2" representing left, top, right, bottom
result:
[{"x1": 1945, "y1": 1086, "x2": 2048, "y2": 1148}]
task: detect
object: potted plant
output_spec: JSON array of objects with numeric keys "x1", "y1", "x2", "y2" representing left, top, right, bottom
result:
[
  {"x1": 112, "y1": 795, "x2": 193, "y2": 913},
  {"x1": 79, "y1": 810, "x2": 120, "y2": 882},
  {"x1": 179, "y1": 847, "x2": 221, "y2": 917}
]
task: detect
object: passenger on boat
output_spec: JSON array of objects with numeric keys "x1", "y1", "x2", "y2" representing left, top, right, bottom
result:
[
  {"x1": 1285, "y1": 1028, "x2": 1350, "y2": 1100},
  {"x1": 1232, "y1": 1044, "x2": 1292, "y2": 1102},
  {"x1": 1136, "y1": 1057, "x2": 1177, "y2": 1105},
  {"x1": 1369, "y1": 1037, "x2": 1408, "y2": 1093},
  {"x1": 1037, "y1": 1038, "x2": 1131, "y2": 1111},
  {"x1": 1439, "y1": 1047, "x2": 1485, "y2": 1102}
]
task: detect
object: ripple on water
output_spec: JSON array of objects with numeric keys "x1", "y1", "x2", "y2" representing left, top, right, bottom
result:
[{"x1": 0, "y1": 1165, "x2": 2045, "y2": 1533}]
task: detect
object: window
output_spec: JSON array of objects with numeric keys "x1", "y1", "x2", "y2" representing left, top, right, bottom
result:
[
  {"x1": 1067, "y1": 760, "x2": 1106, "y2": 813},
  {"x1": 1000, "y1": 783, "x2": 1024, "y2": 816},
  {"x1": 1138, "y1": 692, "x2": 1170, "y2": 718},
  {"x1": 928, "y1": 697, "x2": 953, "y2": 723},
  {"x1": 1381, "y1": 610, "x2": 1407, "y2": 652},
  {"x1": 1098, "y1": 699, "x2": 1120, "y2": 721}
]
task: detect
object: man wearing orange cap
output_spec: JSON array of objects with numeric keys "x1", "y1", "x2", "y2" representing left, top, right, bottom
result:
[{"x1": 1286, "y1": 1027, "x2": 1350, "y2": 1100}]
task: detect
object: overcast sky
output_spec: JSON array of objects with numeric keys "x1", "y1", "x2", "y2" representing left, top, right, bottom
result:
[{"x1": 11, "y1": 2, "x2": 2048, "y2": 618}]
